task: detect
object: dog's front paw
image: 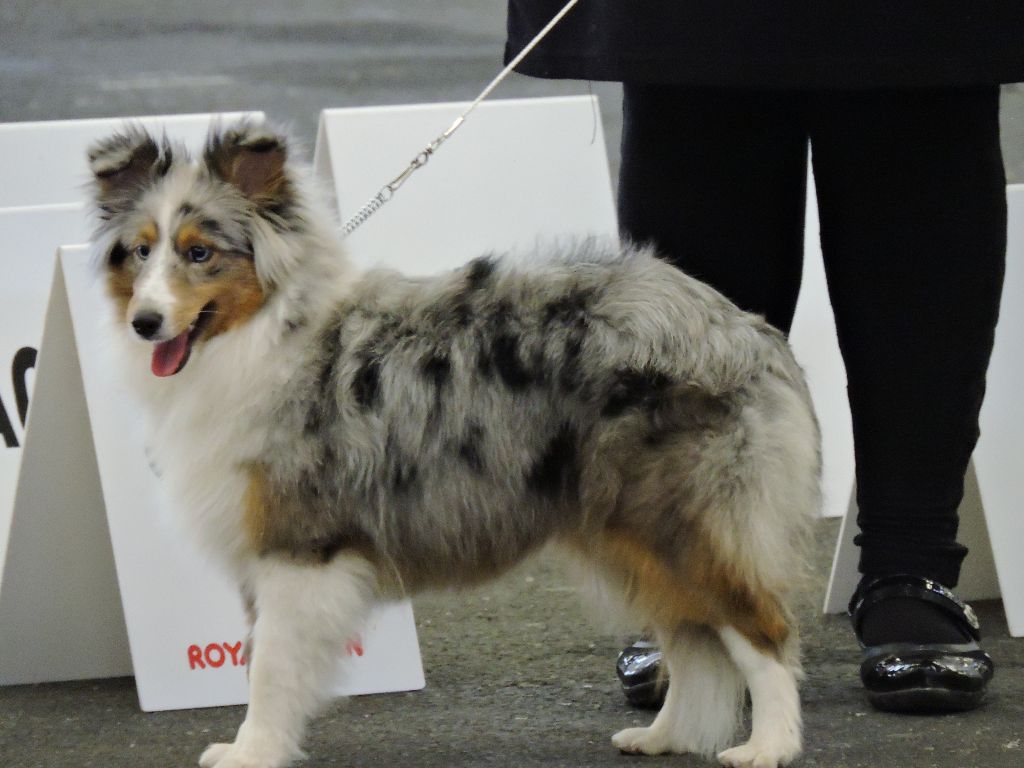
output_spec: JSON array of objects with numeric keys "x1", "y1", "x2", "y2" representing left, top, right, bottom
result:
[
  {"x1": 612, "y1": 726, "x2": 675, "y2": 755},
  {"x1": 717, "y1": 739, "x2": 800, "y2": 768}
]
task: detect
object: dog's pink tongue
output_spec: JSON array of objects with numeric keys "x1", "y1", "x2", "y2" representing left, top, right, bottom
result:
[{"x1": 151, "y1": 331, "x2": 190, "y2": 377}]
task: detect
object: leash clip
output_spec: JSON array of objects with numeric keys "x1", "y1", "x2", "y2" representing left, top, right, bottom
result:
[{"x1": 387, "y1": 144, "x2": 438, "y2": 193}]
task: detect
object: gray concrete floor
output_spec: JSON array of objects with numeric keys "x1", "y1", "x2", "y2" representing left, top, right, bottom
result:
[
  {"x1": 1, "y1": 519, "x2": 1023, "y2": 768},
  {"x1": 1, "y1": 2, "x2": 1023, "y2": 767}
]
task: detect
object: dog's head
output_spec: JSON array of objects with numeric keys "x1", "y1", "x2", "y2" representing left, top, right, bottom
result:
[{"x1": 89, "y1": 121, "x2": 300, "y2": 377}]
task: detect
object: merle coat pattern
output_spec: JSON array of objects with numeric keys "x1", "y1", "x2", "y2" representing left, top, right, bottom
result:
[{"x1": 89, "y1": 122, "x2": 821, "y2": 768}]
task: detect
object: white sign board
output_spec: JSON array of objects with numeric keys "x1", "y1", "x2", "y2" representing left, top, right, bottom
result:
[
  {"x1": 314, "y1": 96, "x2": 620, "y2": 271},
  {"x1": 0, "y1": 205, "x2": 90, "y2": 591},
  {"x1": 0, "y1": 248, "x2": 132, "y2": 686},
  {"x1": 0, "y1": 112, "x2": 261, "y2": 208}
]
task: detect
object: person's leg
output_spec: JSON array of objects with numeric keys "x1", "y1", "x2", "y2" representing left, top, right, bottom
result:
[
  {"x1": 810, "y1": 87, "x2": 1004, "y2": 710},
  {"x1": 809, "y1": 87, "x2": 1006, "y2": 589},
  {"x1": 618, "y1": 84, "x2": 809, "y2": 334}
]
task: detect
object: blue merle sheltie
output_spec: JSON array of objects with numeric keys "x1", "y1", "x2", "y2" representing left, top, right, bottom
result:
[{"x1": 88, "y1": 121, "x2": 821, "y2": 768}]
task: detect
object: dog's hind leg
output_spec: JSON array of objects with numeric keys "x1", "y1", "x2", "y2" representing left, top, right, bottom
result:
[
  {"x1": 612, "y1": 625, "x2": 744, "y2": 757},
  {"x1": 586, "y1": 533, "x2": 747, "y2": 758},
  {"x1": 199, "y1": 552, "x2": 377, "y2": 768},
  {"x1": 716, "y1": 625, "x2": 802, "y2": 768}
]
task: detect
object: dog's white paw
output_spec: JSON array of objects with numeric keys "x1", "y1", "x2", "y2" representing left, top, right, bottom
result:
[
  {"x1": 612, "y1": 726, "x2": 678, "y2": 755},
  {"x1": 717, "y1": 740, "x2": 800, "y2": 768},
  {"x1": 199, "y1": 743, "x2": 233, "y2": 767},
  {"x1": 198, "y1": 742, "x2": 295, "y2": 768}
]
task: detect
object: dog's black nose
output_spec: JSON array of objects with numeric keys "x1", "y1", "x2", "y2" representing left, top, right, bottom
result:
[{"x1": 132, "y1": 311, "x2": 164, "y2": 340}]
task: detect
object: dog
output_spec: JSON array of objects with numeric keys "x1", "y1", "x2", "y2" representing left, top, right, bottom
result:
[{"x1": 88, "y1": 121, "x2": 821, "y2": 768}]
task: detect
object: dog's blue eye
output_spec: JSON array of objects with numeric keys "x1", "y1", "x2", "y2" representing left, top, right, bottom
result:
[
  {"x1": 135, "y1": 244, "x2": 150, "y2": 260},
  {"x1": 188, "y1": 245, "x2": 212, "y2": 263}
]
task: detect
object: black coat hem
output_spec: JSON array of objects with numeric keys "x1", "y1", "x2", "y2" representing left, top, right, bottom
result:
[
  {"x1": 507, "y1": 47, "x2": 1024, "y2": 90},
  {"x1": 504, "y1": 1, "x2": 1024, "y2": 90}
]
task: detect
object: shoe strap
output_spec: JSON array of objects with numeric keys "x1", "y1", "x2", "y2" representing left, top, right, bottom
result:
[
  {"x1": 848, "y1": 574, "x2": 981, "y2": 641},
  {"x1": 860, "y1": 641, "x2": 986, "y2": 662}
]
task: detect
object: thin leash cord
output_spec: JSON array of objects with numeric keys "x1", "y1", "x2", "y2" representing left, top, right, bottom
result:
[{"x1": 339, "y1": 0, "x2": 582, "y2": 238}]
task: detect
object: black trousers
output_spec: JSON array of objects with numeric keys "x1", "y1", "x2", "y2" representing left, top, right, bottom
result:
[{"x1": 618, "y1": 85, "x2": 1007, "y2": 587}]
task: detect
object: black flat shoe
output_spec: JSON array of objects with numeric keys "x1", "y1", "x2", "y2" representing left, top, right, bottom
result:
[
  {"x1": 616, "y1": 638, "x2": 666, "y2": 709},
  {"x1": 850, "y1": 575, "x2": 994, "y2": 713}
]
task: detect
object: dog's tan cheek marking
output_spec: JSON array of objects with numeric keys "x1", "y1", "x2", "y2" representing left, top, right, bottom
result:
[
  {"x1": 106, "y1": 263, "x2": 135, "y2": 320},
  {"x1": 586, "y1": 530, "x2": 790, "y2": 656},
  {"x1": 188, "y1": 255, "x2": 267, "y2": 341},
  {"x1": 218, "y1": 258, "x2": 266, "y2": 333}
]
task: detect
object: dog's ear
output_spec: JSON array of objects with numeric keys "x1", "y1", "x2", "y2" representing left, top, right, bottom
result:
[
  {"x1": 204, "y1": 123, "x2": 290, "y2": 201},
  {"x1": 88, "y1": 127, "x2": 173, "y2": 218}
]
